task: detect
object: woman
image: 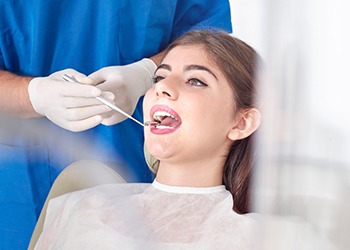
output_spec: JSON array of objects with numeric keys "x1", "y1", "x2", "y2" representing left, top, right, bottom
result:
[{"x1": 35, "y1": 30, "x2": 261, "y2": 249}]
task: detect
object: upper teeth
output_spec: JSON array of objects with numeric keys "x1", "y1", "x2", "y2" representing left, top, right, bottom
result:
[{"x1": 153, "y1": 111, "x2": 175, "y2": 122}]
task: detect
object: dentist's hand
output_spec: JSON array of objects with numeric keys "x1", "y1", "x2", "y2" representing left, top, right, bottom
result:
[
  {"x1": 89, "y1": 59, "x2": 157, "y2": 125},
  {"x1": 28, "y1": 69, "x2": 115, "y2": 132}
]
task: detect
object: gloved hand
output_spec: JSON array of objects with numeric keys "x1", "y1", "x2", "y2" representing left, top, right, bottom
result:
[
  {"x1": 88, "y1": 58, "x2": 157, "y2": 125},
  {"x1": 28, "y1": 69, "x2": 115, "y2": 132}
]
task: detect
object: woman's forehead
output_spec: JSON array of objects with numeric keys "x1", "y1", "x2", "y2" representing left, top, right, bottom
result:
[{"x1": 162, "y1": 45, "x2": 218, "y2": 70}]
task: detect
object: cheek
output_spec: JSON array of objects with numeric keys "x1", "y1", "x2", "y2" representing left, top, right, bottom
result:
[
  {"x1": 202, "y1": 107, "x2": 236, "y2": 145},
  {"x1": 200, "y1": 101, "x2": 235, "y2": 128},
  {"x1": 181, "y1": 91, "x2": 233, "y2": 127}
]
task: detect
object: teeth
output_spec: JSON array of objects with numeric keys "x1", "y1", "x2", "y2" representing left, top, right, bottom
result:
[
  {"x1": 155, "y1": 125, "x2": 174, "y2": 129},
  {"x1": 153, "y1": 111, "x2": 176, "y2": 122}
]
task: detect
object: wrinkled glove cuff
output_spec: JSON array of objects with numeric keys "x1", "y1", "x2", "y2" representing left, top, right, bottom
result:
[
  {"x1": 28, "y1": 77, "x2": 45, "y2": 116},
  {"x1": 135, "y1": 58, "x2": 157, "y2": 93}
]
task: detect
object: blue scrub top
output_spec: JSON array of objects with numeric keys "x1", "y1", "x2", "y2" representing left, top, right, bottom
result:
[{"x1": 0, "y1": 0, "x2": 232, "y2": 248}]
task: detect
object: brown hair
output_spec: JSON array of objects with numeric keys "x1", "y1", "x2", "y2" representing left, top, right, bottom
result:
[{"x1": 163, "y1": 29, "x2": 260, "y2": 214}]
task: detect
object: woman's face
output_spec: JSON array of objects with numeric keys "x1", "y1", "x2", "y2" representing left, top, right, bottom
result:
[{"x1": 143, "y1": 45, "x2": 239, "y2": 167}]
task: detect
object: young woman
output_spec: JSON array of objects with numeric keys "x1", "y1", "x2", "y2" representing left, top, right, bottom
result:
[{"x1": 35, "y1": 30, "x2": 262, "y2": 249}]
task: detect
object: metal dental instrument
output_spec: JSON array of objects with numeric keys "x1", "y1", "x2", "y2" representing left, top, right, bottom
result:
[
  {"x1": 144, "y1": 121, "x2": 160, "y2": 126},
  {"x1": 62, "y1": 74, "x2": 158, "y2": 127}
]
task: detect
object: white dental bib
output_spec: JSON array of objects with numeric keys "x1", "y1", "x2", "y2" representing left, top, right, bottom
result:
[{"x1": 35, "y1": 181, "x2": 260, "y2": 249}]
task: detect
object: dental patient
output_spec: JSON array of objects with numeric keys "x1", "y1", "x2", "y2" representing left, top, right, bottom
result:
[{"x1": 35, "y1": 30, "x2": 262, "y2": 249}]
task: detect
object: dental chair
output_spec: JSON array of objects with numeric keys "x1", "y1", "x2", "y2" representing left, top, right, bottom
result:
[{"x1": 28, "y1": 160, "x2": 126, "y2": 250}]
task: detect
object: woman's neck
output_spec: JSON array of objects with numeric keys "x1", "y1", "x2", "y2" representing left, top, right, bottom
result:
[{"x1": 155, "y1": 160, "x2": 224, "y2": 187}]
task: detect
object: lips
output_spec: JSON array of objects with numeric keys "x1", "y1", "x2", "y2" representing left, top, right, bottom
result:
[{"x1": 149, "y1": 105, "x2": 182, "y2": 133}]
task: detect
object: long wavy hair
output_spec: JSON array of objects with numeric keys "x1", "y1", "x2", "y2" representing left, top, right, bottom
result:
[{"x1": 160, "y1": 30, "x2": 260, "y2": 214}]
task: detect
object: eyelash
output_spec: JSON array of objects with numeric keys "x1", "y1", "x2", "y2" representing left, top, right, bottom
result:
[
  {"x1": 152, "y1": 75, "x2": 208, "y2": 87},
  {"x1": 186, "y1": 78, "x2": 208, "y2": 87},
  {"x1": 152, "y1": 76, "x2": 164, "y2": 84}
]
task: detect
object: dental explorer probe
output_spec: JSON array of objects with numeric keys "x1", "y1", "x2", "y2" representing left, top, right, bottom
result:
[{"x1": 62, "y1": 74, "x2": 159, "y2": 127}]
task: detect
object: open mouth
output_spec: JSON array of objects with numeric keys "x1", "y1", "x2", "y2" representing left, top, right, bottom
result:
[{"x1": 152, "y1": 110, "x2": 181, "y2": 129}]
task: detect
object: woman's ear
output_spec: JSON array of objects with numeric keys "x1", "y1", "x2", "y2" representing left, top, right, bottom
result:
[{"x1": 227, "y1": 108, "x2": 261, "y2": 141}]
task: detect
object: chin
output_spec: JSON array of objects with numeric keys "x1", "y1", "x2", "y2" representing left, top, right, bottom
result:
[{"x1": 146, "y1": 142, "x2": 174, "y2": 161}]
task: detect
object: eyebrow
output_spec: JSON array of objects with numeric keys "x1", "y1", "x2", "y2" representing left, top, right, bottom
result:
[{"x1": 156, "y1": 64, "x2": 218, "y2": 80}]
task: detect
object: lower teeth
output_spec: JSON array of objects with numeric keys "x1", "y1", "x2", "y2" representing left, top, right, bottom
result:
[{"x1": 156, "y1": 125, "x2": 173, "y2": 129}]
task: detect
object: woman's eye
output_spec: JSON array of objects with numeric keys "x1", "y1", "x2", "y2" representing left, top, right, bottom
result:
[
  {"x1": 187, "y1": 78, "x2": 208, "y2": 87},
  {"x1": 152, "y1": 75, "x2": 164, "y2": 84}
]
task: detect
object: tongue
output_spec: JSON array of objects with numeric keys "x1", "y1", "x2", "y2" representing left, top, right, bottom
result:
[{"x1": 160, "y1": 117, "x2": 181, "y2": 128}]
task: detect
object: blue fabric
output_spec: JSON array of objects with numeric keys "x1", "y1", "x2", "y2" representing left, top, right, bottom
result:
[{"x1": 0, "y1": 0, "x2": 231, "y2": 249}]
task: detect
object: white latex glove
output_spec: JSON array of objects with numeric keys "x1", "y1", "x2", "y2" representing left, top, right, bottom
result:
[
  {"x1": 88, "y1": 58, "x2": 157, "y2": 125},
  {"x1": 28, "y1": 69, "x2": 115, "y2": 132}
]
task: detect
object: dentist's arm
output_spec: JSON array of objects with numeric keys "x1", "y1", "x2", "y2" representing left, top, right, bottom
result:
[
  {"x1": 0, "y1": 70, "x2": 37, "y2": 118},
  {"x1": 0, "y1": 69, "x2": 114, "y2": 132},
  {"x1": 0, "y1": 51, "x2": 164, "y2": 129}
]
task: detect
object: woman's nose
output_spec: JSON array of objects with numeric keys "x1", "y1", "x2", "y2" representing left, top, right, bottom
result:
[{"x1": 155, "y1": 77, "x2": 178, "y2": 100}]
